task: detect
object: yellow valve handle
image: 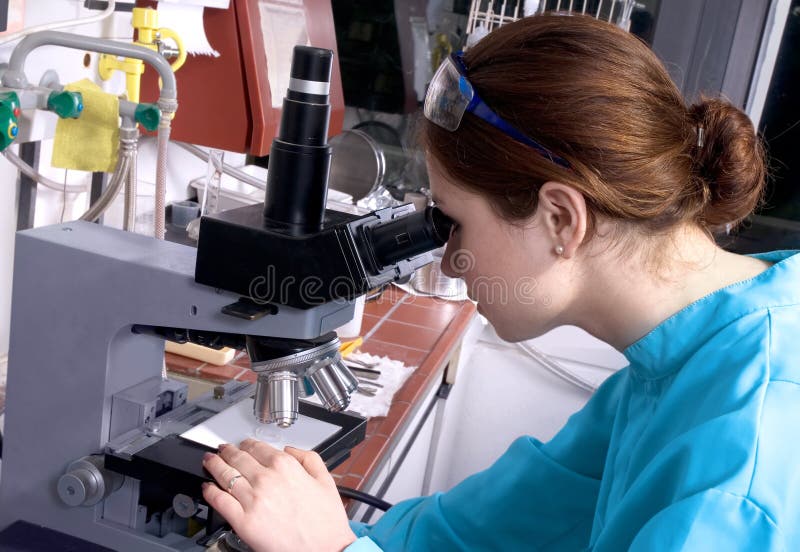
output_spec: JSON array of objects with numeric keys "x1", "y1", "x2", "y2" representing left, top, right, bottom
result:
[
  {"x1": 97, "y1": 54, "x2": 113, "y2": 81},
  {"x1": 98, "y1": 54, "x2": 123, "y2": 81},
  {"x1": 96, "y1": 8, "x2": 184, "y2": 105},
  {"x1": 157, "y1": 27, "x2": 187, "y2": 73}
]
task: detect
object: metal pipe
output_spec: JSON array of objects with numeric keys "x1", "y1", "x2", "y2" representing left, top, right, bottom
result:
[
  {"x1": 2, "y1": 31, "x2": 177, "y2": 100},
  {"x1": 123, "y1": 130, "x2": 138, "y2": 231},
  {"x1": 119, "y1": 100, "x2": 139, "y2": 120},
  {"x1": 80, "y1": 123, "x2": 136, "y2": 222},
  {"x1": 15, "y1": 83, "x2": 142, "y2": 121},
  {"x1": 79, "y1": 151, "x2": 130, "y2": 223},
  {"x1": 2, "y1": 149, "x2": 87, "y2": 193}
]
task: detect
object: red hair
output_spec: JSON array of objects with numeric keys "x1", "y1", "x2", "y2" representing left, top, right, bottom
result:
[{"x1": 422, "y1": 14, "x2": 765, "y2": 235}]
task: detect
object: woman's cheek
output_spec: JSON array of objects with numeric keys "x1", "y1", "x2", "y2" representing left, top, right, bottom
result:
[
  {"x1": 440, "y1": 239, "x2": 463, "y2": 279},
  {"x1": 445, "y1": 240, "x2": 478, "y2": 281}
]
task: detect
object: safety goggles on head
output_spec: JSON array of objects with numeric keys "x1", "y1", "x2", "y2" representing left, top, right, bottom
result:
[{"x1": 424, "y1": 51, "x2": 571, "y2": 170}]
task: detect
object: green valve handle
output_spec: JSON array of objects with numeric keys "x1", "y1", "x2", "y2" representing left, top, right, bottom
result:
[
  {"x1": 0, "y1": 91, "x2": 20, "y2": 151},
  {"x1": 135, "y1": 103, "x2": 161, "y2": 132},
  {"x1": 47, "y1": 91, "x2": 84, "y2": 119}
]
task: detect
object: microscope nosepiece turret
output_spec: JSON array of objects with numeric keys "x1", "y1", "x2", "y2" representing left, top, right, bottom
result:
[{"x1": 247, "y1": 333, "x2": 359, "y2": 427}]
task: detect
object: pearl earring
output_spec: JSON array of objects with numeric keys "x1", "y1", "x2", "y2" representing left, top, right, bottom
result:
[{"x1": 555, "y1": 245, "x2": 564, "y2": 256}]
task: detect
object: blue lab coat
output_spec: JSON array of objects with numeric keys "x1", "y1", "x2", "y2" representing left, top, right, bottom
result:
[{"x1": 346, "y1": 250, "x2": 800, "y2": 551}]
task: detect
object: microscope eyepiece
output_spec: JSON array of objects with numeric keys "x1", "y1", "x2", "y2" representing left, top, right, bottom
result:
[
  {"x1": 263, "y1": 46, "x2": 334, "y2": 228},
  {"x1": 366, "y1": 205, "x2": 454, "y2": 269},
  {"x1": 288, "y1": 46, "x2": 332, "y2": 98}
]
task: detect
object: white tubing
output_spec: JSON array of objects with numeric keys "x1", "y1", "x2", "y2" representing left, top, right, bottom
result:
[
  {"x1": 516, "y1": 341, "x2": 599, "y2": 392},
  {"x1": 154, "y1": 120, "x2": 171, "y2": 239},
  {"x1": 0, "y1": 1, "x2": 117, "y2": 46},
  {"x1": 174, "y1": 141, "x2": 266, "y2": 191},
  {"x1": 2, "y1": 149, "x2": 88, "y2": 193}
]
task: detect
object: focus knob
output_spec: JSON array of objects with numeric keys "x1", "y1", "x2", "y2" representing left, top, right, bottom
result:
[{"x1": 57, "y1": 455, "x2": 123, "y2": 507}]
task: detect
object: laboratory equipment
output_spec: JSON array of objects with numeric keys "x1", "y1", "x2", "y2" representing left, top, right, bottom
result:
[
  {"x1": 0, "y1": 29, "x2": 178, "y2": 237},
  {"x1": 0, "y1": 45, "x2": 450, "y2": 551}
]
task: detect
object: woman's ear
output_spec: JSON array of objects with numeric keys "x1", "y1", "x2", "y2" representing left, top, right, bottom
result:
[{"x1": 537, "y1": 182, "x2": 588, "y2": 258}]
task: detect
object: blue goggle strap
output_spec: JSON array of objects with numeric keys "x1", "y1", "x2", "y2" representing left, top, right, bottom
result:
[{"x1": 453, "y1": 53, "x2": 571, "y2": 170}]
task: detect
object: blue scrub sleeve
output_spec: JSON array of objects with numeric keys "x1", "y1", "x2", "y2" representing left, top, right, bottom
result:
[
  {"x1": 629, "y1": 490, "x2": 785, "y2": 551},
  {"x1": 344, "y1": 370, "x2": 628, "y2": 551}
]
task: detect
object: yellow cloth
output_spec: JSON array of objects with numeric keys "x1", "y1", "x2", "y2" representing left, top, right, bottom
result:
[{"x1": 51, "y1": 79, "x2": 119, "y2": 173}]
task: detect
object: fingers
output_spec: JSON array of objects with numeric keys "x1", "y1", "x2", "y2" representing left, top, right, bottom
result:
[
  {"x1": 284, "y1": 446, "x2": 330, "y2": 481},
  {"x1": 202, "y1": 482, "x2": 245, "y2": 526},
  {"x1": 217, "y1": 444, "x2": 267, "y2": 482},
  {"x1": 240, "y1": 439, "x2": 289, "y2": 468},
  {"x1": 237, "y1": 439, "x2": 330, "y2": 483},
  {"x1": 203, "y1": 451, "x2": 254, "y2": 505}
]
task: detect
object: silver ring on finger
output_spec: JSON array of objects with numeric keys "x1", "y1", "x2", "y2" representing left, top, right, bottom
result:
[{"x1": 227, "y1": 474, "x2": 244, "y2": 493}]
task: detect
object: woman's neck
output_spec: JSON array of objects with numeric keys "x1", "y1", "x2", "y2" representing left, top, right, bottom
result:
[{"x1": 570, "y1": 226, "x2": 773, "y2": 352}]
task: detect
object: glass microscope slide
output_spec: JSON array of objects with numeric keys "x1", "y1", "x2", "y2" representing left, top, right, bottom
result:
[{"x1": 180, "y1": 398, "x2": 341, "y2": 451}]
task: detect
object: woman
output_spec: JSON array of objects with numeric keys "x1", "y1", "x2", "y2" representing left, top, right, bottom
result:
[{"x1": 200, "y1": 14, "x2": 800, "y2": 551}]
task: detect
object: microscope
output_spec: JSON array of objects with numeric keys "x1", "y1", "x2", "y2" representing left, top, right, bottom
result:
[{"x1": 0, "y1": 46, "x2": 451, "y2": 550}]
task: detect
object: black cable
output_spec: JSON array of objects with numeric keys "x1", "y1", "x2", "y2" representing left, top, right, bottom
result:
[{"x1": 337, "y1": 485, "x2": 393, "y2": 512}]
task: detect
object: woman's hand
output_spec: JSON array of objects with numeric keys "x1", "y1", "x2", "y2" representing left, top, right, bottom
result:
[{"x1": 202, "y1": 439, "x2": 357, "y2": 552}]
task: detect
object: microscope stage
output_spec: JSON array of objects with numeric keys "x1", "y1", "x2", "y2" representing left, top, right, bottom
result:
[
  {"x1": 104, "y1": 400, "x2": 366, "y2": 500},
  {"x1": 180, "y1": 397, "x2": 341, "y2": 451}
]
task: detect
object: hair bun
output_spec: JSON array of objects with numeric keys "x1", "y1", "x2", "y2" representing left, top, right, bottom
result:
[{"x1": 689, "y1": 98, "x2": 765, "y2": 228}]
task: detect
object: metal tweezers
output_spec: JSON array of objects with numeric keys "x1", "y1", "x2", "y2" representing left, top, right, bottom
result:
[{"x1": 344, "y1": 363, "x2": 381, "y2": 379}]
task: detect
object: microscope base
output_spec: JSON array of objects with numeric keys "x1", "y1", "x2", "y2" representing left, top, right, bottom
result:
[{"x1": 0, "y1": 521, "x2": 116, "y2": 552}]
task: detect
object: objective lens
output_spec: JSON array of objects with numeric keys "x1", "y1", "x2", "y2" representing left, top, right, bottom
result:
[
  {"x1": 330, "y1": 360, "x2": 359, "y2": 394},
  {"x1": 253, "y1": 370, "x2": 299, "y2": 427},
  {"x1": 253, "y1": 375, "x2": 272, "y2": 423},
  {"x1": 308, "y1": 362, "x2": 350, "y2": 412}
]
